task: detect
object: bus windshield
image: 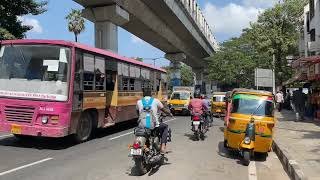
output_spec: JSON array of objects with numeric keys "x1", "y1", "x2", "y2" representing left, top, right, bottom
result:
[
  {"x1": 0, "y1": 44, "x2": 71, "y2": 101},
  {"x1": 171, "y1": 92, "x2": 190, "y2": 100},
  {"x1": 231, "y1": 94, "x2": 274, "y2": 117}
]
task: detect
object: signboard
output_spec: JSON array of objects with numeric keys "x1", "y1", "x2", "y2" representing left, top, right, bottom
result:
[
  {"x1": 172, "y1": 86, "x2": 194, "y2": 92},
  {"x1": 255, "y1": 68, "x2": 273, "y2": 87}
]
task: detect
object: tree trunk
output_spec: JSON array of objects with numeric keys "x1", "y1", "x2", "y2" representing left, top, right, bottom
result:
[{"x1": 75, "y1": 33, "x2": 78, "y2": 42}]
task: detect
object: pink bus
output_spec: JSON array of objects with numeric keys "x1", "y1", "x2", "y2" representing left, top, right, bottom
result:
[{"x1": 0, "y1": 39, "x2": 168, "y2": 142}]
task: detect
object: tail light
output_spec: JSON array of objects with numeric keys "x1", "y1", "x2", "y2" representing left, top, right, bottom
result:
[
  {"x1": 193, "y1": 116, "x2": 200, "y2": 121},
  {"x1": 133, "y1": 140, "x2": 140, "y2": 149}
]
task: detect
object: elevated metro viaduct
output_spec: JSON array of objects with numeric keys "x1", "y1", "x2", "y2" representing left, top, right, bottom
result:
[{"x1": 74, "y1": 0, "x2": 218, "y2": 93}]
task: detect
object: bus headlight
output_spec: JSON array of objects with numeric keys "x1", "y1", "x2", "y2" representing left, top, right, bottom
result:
[{"x1": 41, "y1": 116, "x2": 49, "y2": 124}]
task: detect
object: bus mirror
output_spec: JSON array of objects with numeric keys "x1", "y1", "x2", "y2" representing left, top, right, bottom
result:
[{"x1": 75, "y1": 73, "x2": 80, "y2": 82}]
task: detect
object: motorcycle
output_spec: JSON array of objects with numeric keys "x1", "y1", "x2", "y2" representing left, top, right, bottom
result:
[
  {"x1": 191, "y1": 113, "x2": 207, "y2": 141},
  {"x1": 129, "y1": 113, "x2": 171, "y2": 175}
]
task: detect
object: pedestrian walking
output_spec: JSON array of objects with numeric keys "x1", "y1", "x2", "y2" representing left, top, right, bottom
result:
[
  {"x1": 275, "y1": 91, "x2": 284, "y2": 112},
  {"x1": 292, "y1": 88, "x2": 307, "y2": 121},
  {"x1": 284, "y1": 89, "x2": 292, "y2": 110}
]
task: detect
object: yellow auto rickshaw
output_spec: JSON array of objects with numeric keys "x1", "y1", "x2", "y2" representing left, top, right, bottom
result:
[
  {"x1": 211, "y1": 92, "x2": 227, "y2": 117},
  {"x1": 224, "y1": 89, "x2": 275, "y2": 165}
]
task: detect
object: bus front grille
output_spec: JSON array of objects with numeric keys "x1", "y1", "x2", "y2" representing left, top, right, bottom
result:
[{"x1": 4, "y1": 106, "x2": 35, "y2": 123}]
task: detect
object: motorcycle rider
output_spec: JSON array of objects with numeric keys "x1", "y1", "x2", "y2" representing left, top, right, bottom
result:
[
  {"x1": 201, "y1": 95, "x2": 212, "y2": 126},
  {"x1": 136, "y1": 88, "x2": 172, "y2": 154},
  {"x1": 188, "y1": 92, "x2": 208, "y2": 128}
]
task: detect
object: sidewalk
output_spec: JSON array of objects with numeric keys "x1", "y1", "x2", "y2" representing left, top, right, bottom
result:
[{"x1": 274, "y1": 110, "x2": 320, "y2": 180}]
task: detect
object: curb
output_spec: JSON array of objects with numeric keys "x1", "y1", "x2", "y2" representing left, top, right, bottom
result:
[{"x1": 272, "y1": 140, "x2": 308, "y2": 180}]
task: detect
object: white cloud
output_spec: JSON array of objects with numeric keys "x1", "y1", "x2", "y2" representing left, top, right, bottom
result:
[
  {"x1": 242, "y1": 0, "x2": 278, "y2": 8},
  {"x1": 202, "y1": 0, "x2": 279, "y2": 41},
  {"x1": 204, "y1": 3, "x2": 262, "y2": 36},
  {"x1": 18, "y1": 16, "x2": 43, "y2": 34},
  {"x1": 131, "y1": 34, "x2": 144, "y2": 44}
]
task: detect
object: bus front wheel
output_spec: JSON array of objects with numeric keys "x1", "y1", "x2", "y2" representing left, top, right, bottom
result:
[{"x1": 73, "y1": 112, "x2": 93, "y2": 143}]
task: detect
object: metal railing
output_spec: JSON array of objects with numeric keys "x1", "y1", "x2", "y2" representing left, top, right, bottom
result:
[{"x1": 177, "y1": 0, "x2": 217, "y2": 50}]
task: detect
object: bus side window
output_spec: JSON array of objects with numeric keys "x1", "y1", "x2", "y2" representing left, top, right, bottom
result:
[
  {"x1": 129, "y1": 78, "x2": 135, "y2": 91},
  {"x1": 123, "y1": 78, "x2": 128, "y2": 91},
  {"x1": 95, "y1": 56, "x2": 105, "y2": 91},
  {"x1": 83, "y1": 53, "x2": 94, "y2": 91}
]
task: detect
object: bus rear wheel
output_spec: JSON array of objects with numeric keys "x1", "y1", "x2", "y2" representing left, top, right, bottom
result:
[{"x1": 73, "y1": 112, "x2": 93, "y2": 143}]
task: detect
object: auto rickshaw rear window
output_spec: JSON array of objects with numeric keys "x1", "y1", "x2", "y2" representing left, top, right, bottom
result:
[
  {"x1": 231, "y1": 94, "x2": 274, "y2": 117},
  {"x1": 213, "y1": 96, "x2": 225, "y2": 102}
]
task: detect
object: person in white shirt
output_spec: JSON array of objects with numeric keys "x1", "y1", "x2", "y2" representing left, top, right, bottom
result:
[
  {"x1": 275, "y1": 91, "x2": 284, "y2": 112},
  {"x1": 136, "y1": 88, "x2": 172, "y2": 154}
]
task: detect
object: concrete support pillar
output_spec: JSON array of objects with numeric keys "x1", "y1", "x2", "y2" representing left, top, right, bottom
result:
[
  {"x1": 193, "y1": 68, "x2": 206, "y2": 94},
  {"x1": 82, "y1": 5, "x2": 129, "y2": 53},
  {"x1": 95, "y1": 22, "x2": 118, "y2": 53},
  {"x1": 165, "y1": 53, "x2": 187, "y2": 87}
]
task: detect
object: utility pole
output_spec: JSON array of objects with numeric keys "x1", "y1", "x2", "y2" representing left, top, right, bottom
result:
[{"x1": 272, "y1": 54, "x2": 276, "y2": 94}]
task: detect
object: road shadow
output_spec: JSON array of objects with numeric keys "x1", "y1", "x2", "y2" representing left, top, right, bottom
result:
[
  {"x1": 0, "y1": 119, "x2": 138, "y2": 150},
  {"x1": 128, "y1": 161, "x2": 171, "y2": 177},
  {"x1": 253, "y1": 152, "x2": 268, "y2": 162},
  {"x1": 184, "y1": 133, "x2": 207, "y2": 141},
  {"x1": 94, "y1": 119, "x2": 138, "y2": 139},
  {"x1": 0, "y1": 135, "x2": 77, "y2": 150},
  {"x1": 217, "y1": 141, "x2": 239, "y2": 160}
]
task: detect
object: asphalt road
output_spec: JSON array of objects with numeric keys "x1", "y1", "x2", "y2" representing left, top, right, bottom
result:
[{"x1": 0, "y1": 116, "x2": 289, "y2": 180}]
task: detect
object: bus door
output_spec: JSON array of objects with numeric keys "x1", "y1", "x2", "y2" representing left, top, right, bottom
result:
[
  {"x1": 104, "y1": 70, "x2": 117, "y2": 126},
  {"x1": 73, "y1": 50, "x2": 83, "y2": 111}
]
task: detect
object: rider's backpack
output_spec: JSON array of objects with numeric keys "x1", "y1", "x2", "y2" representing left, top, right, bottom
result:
[{"x1": 138, "y1": 97, "x2": 156, "y2": 130}]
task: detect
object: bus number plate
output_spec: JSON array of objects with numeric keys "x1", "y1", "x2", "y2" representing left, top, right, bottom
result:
[{"x1": 11, "y1": 124, "x2": 22, "y2": 134}]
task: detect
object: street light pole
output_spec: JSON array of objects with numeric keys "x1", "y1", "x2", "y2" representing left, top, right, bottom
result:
[{"x1": 272, "y1": 54, "x2": 276, "y2": 94}]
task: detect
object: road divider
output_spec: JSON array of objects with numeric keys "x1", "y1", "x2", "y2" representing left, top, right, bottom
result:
[
  {"x1": 108, "y1": 118, "x2": 177, "y2": 141},
  {"x1": 0, "y1": 158, "x2": 53, "y2": 176}
]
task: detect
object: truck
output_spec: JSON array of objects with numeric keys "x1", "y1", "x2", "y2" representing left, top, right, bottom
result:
[{"x1": 167, "y1": 86, "x2": 194, "y2": 115}]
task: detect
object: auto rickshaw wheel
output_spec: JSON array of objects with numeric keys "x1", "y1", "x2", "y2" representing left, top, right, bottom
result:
[
  {"x1": 243, "y1": 150, "x2": 251, "y2": 166},
  {"x1": 223, "y1": 140, "x2": 228, "y2": 148}
]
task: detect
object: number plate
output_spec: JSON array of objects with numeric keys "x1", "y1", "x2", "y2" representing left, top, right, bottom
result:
[
  {"x1": 193, "y1": 121, "x2": 200, "y2": 125},
  {"x1": 11, "y1": 124, "x2": 22, "y2": 134},
  {"x1": 174, "y1": 108, "x2": 182, "y2": 111},
  {"x1": 130, "y1": 148, "x2": 142, "y2": 156}
]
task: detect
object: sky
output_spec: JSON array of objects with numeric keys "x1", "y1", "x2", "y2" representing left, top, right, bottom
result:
[{"x1": 22, "y1": 0, "x2": 278, "y2": 67}]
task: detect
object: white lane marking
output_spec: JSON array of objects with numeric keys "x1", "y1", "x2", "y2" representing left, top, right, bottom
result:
[
  {"x1": 0, "y1": 158, "x2": 53, "y2": 176},
  {"x1": 248, "y1": 161, "x2": 257, "y2": 180},
  {"x1": 108, "y1": 131, "x2": 134, "y2": 141},
  {"x1": 108, "y1": 118, "x2": 177, "y2": 141},
  {"x1": 0, "y1": 134, "x2": 13, "y2": 139}
]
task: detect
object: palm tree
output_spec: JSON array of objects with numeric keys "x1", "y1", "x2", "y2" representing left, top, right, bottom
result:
[{"x1": 66, "y1": 9, "x2": 85, "y2": 42}]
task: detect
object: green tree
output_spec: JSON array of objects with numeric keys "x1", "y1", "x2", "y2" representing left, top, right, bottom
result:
[
  {"x1": 66, "y1": 9, "x2": 85, "y2": 42},
  {"x1": 180, "y1": 64, "x2": 193, "y2": 86},
  {"x1": 207, "y1": 36, "x2": 265, "y2": 88},
  {"x1": 134, "y1": 57, "x2": 143, "y2": 62},
  {"x1": 244, "y1": 0, "x2": 307, "y2": 85},
  {"x1": 0, "y1": 0, "x2": 47, "y2": 40}
]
